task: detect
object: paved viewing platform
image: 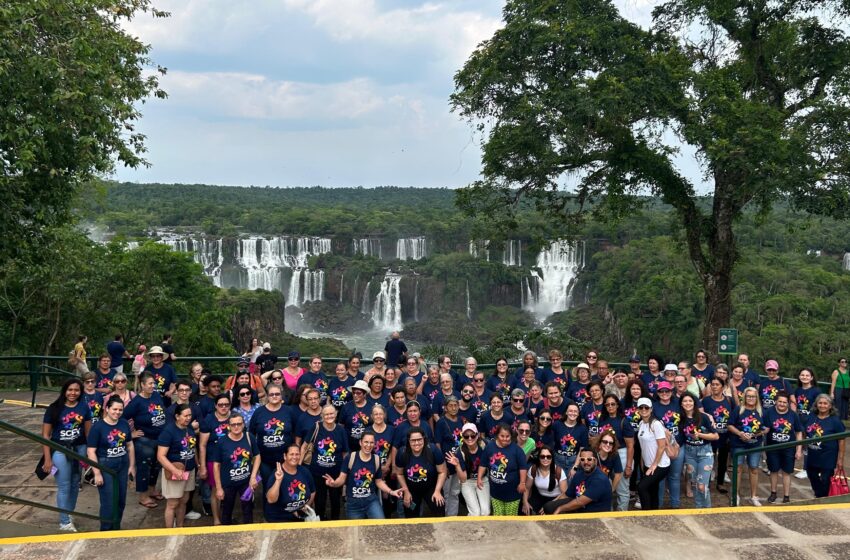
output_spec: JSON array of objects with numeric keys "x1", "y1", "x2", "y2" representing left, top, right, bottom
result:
[{"x1": 2, "y1": 392, "x2": 850, "y2": 559}]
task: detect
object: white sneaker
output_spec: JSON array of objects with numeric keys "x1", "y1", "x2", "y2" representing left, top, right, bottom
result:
[
  {"x1": 749, "y1": 496, "x2": 762, "y2": 507},
  {"x1": 724, "y1": 473, "x2": 732, "y2": 483},
  {"x1": 184, "y1": 511, "x2": 201, "y2": 520},
  {"x1": 633, "y1": 500, "x2": 641, "y2": 510},
  {"x1": 794, "y1": 470, "x2": 808, "y2": 479},
  {"x1": 59, "y1": 522, "x2": 77, "y2": 532}
]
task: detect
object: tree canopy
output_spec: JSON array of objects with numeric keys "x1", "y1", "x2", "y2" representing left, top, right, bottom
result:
[
  {"x1": 0, "y1": 0, "x2": 167, "y2": 260},
  {"x1": 451, "y1": 0, "x2": 850, "y2": 354}
]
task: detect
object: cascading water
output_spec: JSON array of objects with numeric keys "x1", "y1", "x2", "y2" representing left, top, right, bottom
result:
[
  {"x1": 844, "y1": 252, "x2": 850, "y2": 271},
  {"x1": 523, "y1": 240, "x2": 585, "y2": 320},
  {"x1": 414, "y1": 279, "x2": 419, "y2": 322},
  {"x1": 372, "y1": 274, "x2": 403, "y2": 330},
  {"x1": 353, "y1": 238, "x2": 382, "y2": 258},
  {"x1": 503, "y1": 240, "x2": 522, "y2": 266},
  {"x1": 161, "y1": 234, "x2": 224, "y2": 287},
  {"x1": 469, "y1": 240, "x2": 491, "y2": 261},
  {"x1": 339, "y1": 273, "x2": 344, "y2": 302},
  {"x1": 396, "y1": 237, "x2": 427, "y2": 260},
  {"x1": 361, "y1": 281, "x2": 372, "y2": 314},
  {"x1": 466, "y1": 280, "x2": 472, "y2": 320}
]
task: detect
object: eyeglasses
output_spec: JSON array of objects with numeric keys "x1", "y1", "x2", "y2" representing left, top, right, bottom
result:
[
  {"x1": 114, "y1": 379, "x2": 127, "y2": 383},
  {"x1": 84, "y1": 380, "x2": 95, "y2": 384},
  {"x1": 539, "y1": 454, "x2": 552, "y2": 460},
  {"x1": 497, "y1": 363, "x2": 507, "y2": 368},
  {"x1": 216, "y1": 403, "x2": 230, "y2": 408},
  {"x1": 268, "y1": 393, "x2": 282, "y2": 397},
  {"x1": 288, "y1": 358, "x2": 299, "y2": 361},
  {"x1": 517, "y1": 429, "x2": 531, "y2": 434},
  {"x1": 229, "y1": 422, "x2": 244, "y2": 427},
  {"x1": 178, "y1": 387, "x2": 191, "y2": 392},
  {"x1": 539, "y1": 417, "x2": 552, "y2": 422},
  {"x1": 409, "y1": 438, "x2": 424, "y2": 443},
  {"x1": 600, "y1": 440, "x2": 614, "y2": 446},
  {"x1": 604, "y1": 402, "x2": 618, "y2": 407}
]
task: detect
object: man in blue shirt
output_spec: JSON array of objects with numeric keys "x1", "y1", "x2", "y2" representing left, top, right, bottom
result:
[
  {"x1": 106, "y1": 334, "x2": 131, "y2": 374},
  {"x1": 543, "y1": 449, "x2": 613, "y2": 514},
  {"x1": 384, "y1": 331, "x2": 408, "y2": 368}
]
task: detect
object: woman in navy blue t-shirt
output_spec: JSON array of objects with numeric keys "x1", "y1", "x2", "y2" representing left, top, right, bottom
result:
[
  {"x1": 87, "y1": 395, "x2": 135, "y2": 530},
  {"x1": 805, "y1": 394, "x2": 846, "y2": 497},
  {"x1": 478, "y1": 424, "x2": 528, "y2": 515},
  {"x1": 41, "y1": 378, "x2": 92, "y2": 532},
  {"x1": 265, "y1": 443, "x2": 316, "y2": 522}
]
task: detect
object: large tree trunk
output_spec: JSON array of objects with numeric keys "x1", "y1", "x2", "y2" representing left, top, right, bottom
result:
[{"x1": 703, "y1": 271, "x2": 733, "y2": 360}]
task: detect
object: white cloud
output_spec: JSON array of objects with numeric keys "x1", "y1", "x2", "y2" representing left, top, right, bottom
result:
[{"x1": 162, "y1": 71, "x2": 393, "y2": 120}]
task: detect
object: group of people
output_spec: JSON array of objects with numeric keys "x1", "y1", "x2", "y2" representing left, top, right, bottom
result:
[{"x1": 40, "y1": 344, "x2": 847, "y2": 532}]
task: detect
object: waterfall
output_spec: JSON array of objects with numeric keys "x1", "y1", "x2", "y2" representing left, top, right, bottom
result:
[
  {"x1": 352, "y1": 276, "x2": 360, "y2": 306},
  {"x1": 396, "y1": 237, "x2": 426, "y2": 260},
  {"x1": 353, "y1": 238, "x2": 381, "y2": 258},
  {"x1": 361, "y1": 281, "x2": 372, "y2": 314},
  {"x1": 126, "y1": 241, "x2": 139, "y2": 250},
  {"x1": 523, "y1": 240, "x2": 584, "y2": 320},
  {"x1": 503, "y1": 240, "x2": 522, "y2": 266},
  {"x1": 466, "y1": 280, "x2": 471, "y2": 320},
  {"x1": 844, "y1": 252, "x2": 850, "y2": 271},
  {"x1": 287, "y1": 269, "x2": 302, "y2": 306},
  {"x1": 372, "y1": 274, "x2": 403, "y2": 330},
  {"x1": 414, "y1": 279, "x2": 419, "y2": 322},
  {"x1": 161, "y1": 234, "x2": 224, "y2": 287},
  {"x1": 469, "y1": 239, "x2": 491, "y2": 261}
]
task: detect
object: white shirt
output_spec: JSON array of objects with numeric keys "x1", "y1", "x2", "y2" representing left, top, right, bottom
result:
[
  {"x1": 533, "y1": 467, "x2": 567, "y2": 498},
  {"x1": 638, "y1": 419, "x2": 671, "y2": 468}
]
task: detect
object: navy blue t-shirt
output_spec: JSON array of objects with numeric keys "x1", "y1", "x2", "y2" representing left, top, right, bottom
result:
[
  {"x1": 372, "y1": 425, "x2": 396, "y2": 468},
  {"x1": 144, "y1": 364, "x2": 176, "y2": 400},
  {"x1": 431, "y1": 391, "x2": 461, "y2": 419},
  {"x1": 678, "y1": 413, "x2": 717, "y2": 447},
  {"x1": 300, "y1": 372, "x2": 329, "y2": 404},
  {"x1": 486, "y1": 375, "x2": 512, "y2": 402},
  {"x1": 200, "y1": 413, "x2": 231, "y2": 459},
  {"x1": 597, "y1": 415, "x2": 635, "y2": 447},
  {"x1": 477, "y1": 411, "x2": 509, "y2": 440},
  {"x1": 340, "y1": 401, "x2": 372, "y2": 446},
  {"x1": 653, "y1": 398, "x2": 682, "y2": 437},
  {"x1": 805, "y1": 414, "x2": 845, "y2": 469},
  {"x1": 567, "y1": 381, "x2": 591, "y2": 406},
  {"x1": 83, "y1": 392, "x2": 104, "y2": 424},
  {"x1": 295, "y1": 411, "x2": 322, "y2": 442},
  {"x1": 421, "y1": 380, "x2": 442, "y2": 405},
  {"x1": 249, "y1": 405, "x2": 295, "y2": 464},
  {"x1": 566, "y1": 467, "x2": 612, "y2": 513},
  {"x1": 764, "y1": 407, "x2": 803, "y2": 446},
  {"x1": 580, "y1": 401, "x2": 604, "y2": 438},
  {"x1": 392, "y1": 421, "x2": 435, "y2": 449},
  {"x1": 106, "y1": 341, "x2": 126, "y2": 369},
  {"x1": 214, "y1": 434, "x2": 259, "y2": 487},
  {"x1": 641, "y1": 373, "x2": 664, "y2": 395},
  {"x1": 394, "y1": 443, "x2": 444, "y2": 485},
  {"x1": 122, "y1": 393, "x2": 166, "y2": 439},
  {"x1": 308, "y1": 424, "x2": 349, "y2": 475},
  {"x1": 701, "y1": 396, "x2": 733, "y2": 435},
  {"x1": 542, "y1": 368, "x2": 570, "y2": 391},
  {"x1": 327, "y1": 376, "x2": 354, "y2": 410},
  {"x1": 597, "y1": 452, "x2": 623, "y2": 480},
  {"x1": 95, "y1": 368, "x2": 116, "y2": 392},
  {"x1": 342, "y1": 452, "x2": 383, "y2": 501},
  {"x1": 87, "y1": 418, "x2": 132, "y2": 458},
  {"x1": 691, "y1": 364, "x2": 715, "y2": 386},
  {"x1": 157, "y1": 423, "x2": 197, "y2": 471},
  {"x1": 759, "y1": 377, "x2": 793, "y2": 410},
  {"x1": 728, "y1": 407, "x2": 765, "y2": 448},
  {"x1": 794, "y1": 386, "x2": 822, "y2": 420},
  {"x1": 263, "y1": 465, "x2": 315, "y2": 522},
  {"x1": 384, "y1": 339, "x2": 407, "y2": 366},
  {"x1": 482, "y1": 441, "x2": 527, "y2": 502},
  {"x1": 553, "y1": 422, "x2": 589, "y2": 461},
  {"x1": 166, "y1": 401, "x2": 202, "y2": 426}
]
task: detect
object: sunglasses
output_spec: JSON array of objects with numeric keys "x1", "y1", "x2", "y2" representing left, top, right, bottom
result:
[
  {"x1": 637, "y1": 405, "x2": 651, "y2": 410},
  {"x1": 239, "y1": 392, "x2": 251, "y2": 397},
  {"x1": 579, "y1": 458, "x2": 595, "y2": 462},
  {"x1": 517, "y1": 429, "x2": 531, "y2": 434},
  {"x1": 462, "y1": 390, "x2": 473, "y2": 395},
  {"x1": 229, "y1": 422, "x2": 244, "y2": 427},
  {"x1": 474, "y1": 378, "x2": 484, "y2": 382},
  {"x1": 605, "y1": 402, "x2": 618, "y2": 407},
  {"x1": 268, "y1": 393, "x2": 282, "y2": 397},
  {"x1": 512, "y1": 398, "x2": 525, "y2": 402},
  {"x1": 114, "y1": 379, "x2": 127, "y2": 383},
  {"x1": 84, "y1": 379, "x2": 95, "y2": 384},
  {"x1": 600, "y1": 440, "x2": 614, "y2": 446},
  {"x1": 374, "y1": 358, "x2": 385, "y2": 362},
  {"x1": 539, "y1": 417, "x2": 552, "y2": 422},
  {"x1": 586, "y1": 355, "x2": 598, "y2": 359},
  {"x1": 539, "y1": 454, "x2": 552, "y2": 459},
  {"x1": 272, "y1": 376, "x2": 282, "y2": 380},
  {"x1": 216, "y1": 403, "x2": 230, "y2": 408},
  {"x1": 462, "y1": 434, "x2": 477, "y2": 440},
  {"x1": 409, "y1": 438, "x2": 424, "y2": 443}
]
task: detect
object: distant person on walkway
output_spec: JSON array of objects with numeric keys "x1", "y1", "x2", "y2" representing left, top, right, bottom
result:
[
  {"x1": 384, "y1": 331, "x2": 408, "y2": 367},
  {"x1": 144, "y1": 346, "x2": 176, "y2": 405},
  {"x1": 41, "y1": 378, "x2": 92, "y2": 532},
  {"x1": 255, "y1": 342, "x2": 278, "y2": 375},
  {"x1": 160, "y1": 333, "x2": 177, "y2": 364},
  {"x1": 830, "y1": 358, "x2": 850, "y2": 420},
  {"x1": 107, "y1": 334, "x2": 132, "y2": 374},
  {"x1": 72, "y1": 335, "x2": 89, "y2": 375}
]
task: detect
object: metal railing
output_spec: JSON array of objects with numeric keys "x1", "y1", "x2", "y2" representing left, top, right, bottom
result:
[
  {"x1": 0, "y1": 419, "x2": 120, "y2": 527},
  {"x1": 729, "y1": 430, "x2": 849, "y2": 506}
]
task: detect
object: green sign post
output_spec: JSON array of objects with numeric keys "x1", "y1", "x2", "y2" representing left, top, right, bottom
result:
[{"x1": 718, "y1": 328, "x2": 739, "y2": 355}]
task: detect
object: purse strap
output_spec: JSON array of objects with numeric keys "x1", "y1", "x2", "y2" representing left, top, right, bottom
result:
[{"x1": 309, "y1": 421, "x2": 320, "y2": 445}]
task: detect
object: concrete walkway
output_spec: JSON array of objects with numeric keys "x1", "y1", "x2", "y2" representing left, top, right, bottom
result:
[{"x1": 1, "y1": 505, "x2": 850, "y2": 560}]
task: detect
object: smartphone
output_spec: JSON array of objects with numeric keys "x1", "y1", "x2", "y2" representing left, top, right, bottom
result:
[{"x1": 50, "y1": 465, "x2": 58, "y2": 477}]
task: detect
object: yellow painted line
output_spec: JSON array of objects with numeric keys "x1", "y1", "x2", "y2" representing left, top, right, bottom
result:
[
  {"x1": 1, "y1": 399, "x2": 37, "y2": 407},
  {"x1": 1, "y1": 502, "x2": 849, "y2": 546}
]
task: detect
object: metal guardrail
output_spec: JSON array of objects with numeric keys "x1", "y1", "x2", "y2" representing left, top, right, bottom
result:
[
  {"x1": 729, "y1": 430, "x2": 849, "y2": 506},
  {"x1": 0, "y1": 419, "x2": 120, "y2": 527}
]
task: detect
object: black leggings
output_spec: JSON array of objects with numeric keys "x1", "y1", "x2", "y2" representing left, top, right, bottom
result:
[
  {"x1": 313, "y1": 472, "x2": 342, "y2": 520},
  {"x1": 715, "y1": 438, "x2": 730, "y2": 487},
  {"x1": 221, "y1": 483, "x2": 253, "y2": 525},
  {"x1": 404, "y1": 481, "x2": 444, "y2": 518},
  {"x1": 637, "y1": 465, "x2": 670, "y2": 510}
]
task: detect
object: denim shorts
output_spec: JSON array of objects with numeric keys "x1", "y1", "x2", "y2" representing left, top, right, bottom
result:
[{"x1": 734, "y1": 449, "x2": 761, "y2": 469}]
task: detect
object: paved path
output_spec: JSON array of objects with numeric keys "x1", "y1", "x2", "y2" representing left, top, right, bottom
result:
[{"x1": 2, "y1": 505, "x2": 850, "y2": 560}]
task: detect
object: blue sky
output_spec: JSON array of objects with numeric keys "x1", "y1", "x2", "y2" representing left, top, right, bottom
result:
[{"x1": 117, "y1": 0, "x2": 664, "y2": 188}]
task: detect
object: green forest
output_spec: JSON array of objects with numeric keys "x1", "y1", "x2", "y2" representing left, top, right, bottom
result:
[{"x1": 0, "y1": 182, "x2": 818, "y2": 382}]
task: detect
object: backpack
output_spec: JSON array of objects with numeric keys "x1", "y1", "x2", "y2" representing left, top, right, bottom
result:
[{"x1": 348, "y1": 450, "x2": 381, "y2": 472}]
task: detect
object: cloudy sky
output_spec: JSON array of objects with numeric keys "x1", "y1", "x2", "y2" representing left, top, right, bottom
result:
[{"x1": 118, "y1": 0, "x2": 659, "y2": 188}]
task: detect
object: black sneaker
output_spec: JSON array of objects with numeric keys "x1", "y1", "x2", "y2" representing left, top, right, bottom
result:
[
  {"x1": 782, "y1": 496, "x2": 790, "y2": 504},
  {"x1": 202, "y1": 502, "x2": 213, "y2": 517},
  {"x1": 767, "y1": 491, "x2": 777, "y2": 504},
  {"x1": 716, "y1": 485, "x2": 728, "y2": 494}
]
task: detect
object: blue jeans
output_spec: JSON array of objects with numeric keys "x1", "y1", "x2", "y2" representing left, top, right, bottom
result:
[
  {"x1": 615, "y1": 447, "x2": 630, "y2": 511},
  {"x1": 346, "y1": 494, "x2": 384, "y2": 519},
  {"x1": 684, "y1": 445, "x2": 714, "y2": 508},
  {"x1": 96, "y1": 455, "x2": 129, "y2": 530},
  {"x1": 658, "y1": 448, "x2": 685, "y2": 508},
  {"x1": 133, "y1": 436, "x2": 160, "y2": 493},
  {"x1": 53, "y1": 445, "x2": 86, "y2": 525}
]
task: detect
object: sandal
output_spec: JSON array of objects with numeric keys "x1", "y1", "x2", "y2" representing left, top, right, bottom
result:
[
  {"x1": 138, "y1": 499, "x2": 158, "y2": 508},
  {"x1": 151, "y1": 494, "x2": 165, "y2": 501}
]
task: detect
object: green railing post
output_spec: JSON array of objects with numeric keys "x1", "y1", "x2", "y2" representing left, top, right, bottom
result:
[{"x1": 28, "y1": 357, "x2": 38, "y2": 408}]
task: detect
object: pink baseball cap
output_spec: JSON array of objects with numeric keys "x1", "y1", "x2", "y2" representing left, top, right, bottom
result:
[
  {"x1": 764, "y1": 360, "x2": 779, "y2": 371},
  {"x1": 656, "y1": 381, "x2": 673, "y2": 391}
]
